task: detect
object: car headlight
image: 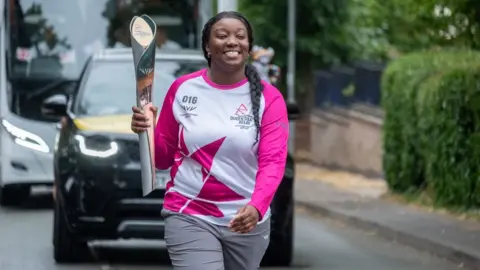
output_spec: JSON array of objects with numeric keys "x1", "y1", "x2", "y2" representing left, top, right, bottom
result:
[
  {"x1": 1, "y1": 119, "x2": 50, "y2": 153},
  {"x1": 74, "y1": 134, "x2": 118, "y2": 158}
]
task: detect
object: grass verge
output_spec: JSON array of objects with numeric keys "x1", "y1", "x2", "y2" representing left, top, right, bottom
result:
[{"x1": 382, "y1": 190, "x2": 480, "y2": 223}]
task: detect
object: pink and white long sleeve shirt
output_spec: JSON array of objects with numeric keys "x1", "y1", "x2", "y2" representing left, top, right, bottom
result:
[{"x1": 154, "y1": 68, "x2": 289, "y2": 226}]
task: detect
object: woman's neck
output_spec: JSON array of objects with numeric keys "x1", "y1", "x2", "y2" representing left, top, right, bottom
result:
[{"x1": 208, "y1": 64, "x2": 246, "y2": 85}]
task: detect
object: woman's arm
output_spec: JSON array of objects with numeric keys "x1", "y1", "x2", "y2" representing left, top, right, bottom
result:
[
  {"x1": 154, "y1": 81, "x2": 181, "y2": 170},
  {"x1": 248, "y1": 85, "x2": 289, "y2": 220}
]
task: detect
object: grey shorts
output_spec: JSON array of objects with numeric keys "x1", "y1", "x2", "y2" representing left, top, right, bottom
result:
[{"x1": 162, "y1": 210, "x2": 270, "y2": 270}]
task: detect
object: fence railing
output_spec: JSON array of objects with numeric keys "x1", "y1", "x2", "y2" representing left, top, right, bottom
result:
[{"x1": 314, "y1": 61, "x2": 386, "y2": 109}]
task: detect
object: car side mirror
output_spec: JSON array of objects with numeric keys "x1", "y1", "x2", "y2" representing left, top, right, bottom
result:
[
  {"x1": 41, "y1": 94, "x2": 68, "y2": 117},
  {"x1": 287, "y1": 102, "x2": 300, "y2": 120}
]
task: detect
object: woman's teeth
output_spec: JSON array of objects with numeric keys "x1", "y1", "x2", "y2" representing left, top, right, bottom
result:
[{"x1": 225, "y1": 51, "x2": 239, "y2": 57}]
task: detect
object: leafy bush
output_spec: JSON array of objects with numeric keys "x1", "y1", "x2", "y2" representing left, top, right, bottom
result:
[
  {"x1": 417, "y1": 59, "x2": 480, "y2": 208},
  {"x1": 381, "y1": 50, "x2": 448, "y2": 192},
  {"x1": 382, "y1": 48, "x2": 480, "y2": 208}
]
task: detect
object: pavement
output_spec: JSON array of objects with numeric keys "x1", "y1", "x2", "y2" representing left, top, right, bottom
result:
[
  {"x1": 0, "y1": 189, "x2": 459, "y2": 270},
  {"x1": 295, "y1": 163, "x2": 480, "y2": 270}
]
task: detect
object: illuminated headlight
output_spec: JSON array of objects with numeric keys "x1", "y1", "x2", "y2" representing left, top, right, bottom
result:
[
  {"x1": 1, "y1": 119, "x2": 50, "y2": 153},
  {"x1": 74, "y1": 134, "x2": 118, "y2": 158}
]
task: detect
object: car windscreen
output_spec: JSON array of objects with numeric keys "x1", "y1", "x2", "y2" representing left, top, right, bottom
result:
[
  {"x1": 6, "y1": 0, "x2": 199, "y2": 81},
  {"x1": 74, "y1": 59, "x2": 206, "y2": 117}
]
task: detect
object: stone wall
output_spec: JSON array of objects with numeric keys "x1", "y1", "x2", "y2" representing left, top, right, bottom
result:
[
  {"x1": 294, "y1": 118, "x2": 311, "y2": 153},
  {"x1": 308, "y1": 106, "x2": 384, "y2": 178}
]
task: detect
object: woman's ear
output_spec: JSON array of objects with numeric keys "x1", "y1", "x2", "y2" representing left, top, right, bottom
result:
[{"x1": 205, "y1": 46, "x2": 211, "y2": 57}]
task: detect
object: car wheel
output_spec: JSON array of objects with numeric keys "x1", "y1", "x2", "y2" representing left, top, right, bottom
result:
[
  {"x1": 0, "y1": 185, "x2": 30, "y2": 207},
  {"x1": 264, "y1": 212, "x2": 294, "y2": 266},
  {"x1": 53, "y1": 197, "x2": 91, "y2": 263}
]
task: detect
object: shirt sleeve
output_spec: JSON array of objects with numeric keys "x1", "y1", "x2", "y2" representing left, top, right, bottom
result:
[
  {"x1": 248, "y1": 86, "x2": 290, "y2": 220},
  {"x1": 154, "y1": 81, "x2": 180, "y2": 170}
]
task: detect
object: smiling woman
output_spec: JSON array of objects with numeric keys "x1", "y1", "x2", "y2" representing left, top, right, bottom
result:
[{"x1": 130, "y1": 11, "x2": 290, "y2": 270}]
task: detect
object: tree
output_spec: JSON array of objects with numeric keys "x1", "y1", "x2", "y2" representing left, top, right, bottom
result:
[
  {"x1": 353, "y1": 0, "x2": 480, "y2": 56},
  {"x1": 240, "y1": 0, "x2": 356, "y2": 105},
  {"x1": 240, "y1": 0, "x2": 480, "y2": 107}
]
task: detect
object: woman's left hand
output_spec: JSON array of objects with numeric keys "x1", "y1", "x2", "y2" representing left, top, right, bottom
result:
[{"x1": 229, "y1": 204, "x2": 260, "y2": 233}]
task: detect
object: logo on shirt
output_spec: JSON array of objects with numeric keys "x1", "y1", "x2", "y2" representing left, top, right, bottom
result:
[
  {"x1": 230, "y1": 104, "x2": 254, "y2": 130},
  {"x1": 180, "y1": 95, "x2": 198, "y2": 118}
]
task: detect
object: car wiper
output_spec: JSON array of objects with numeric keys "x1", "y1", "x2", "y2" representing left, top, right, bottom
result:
[{"x1": 26, "y1": 78, "x2": 77, "y2": 99}]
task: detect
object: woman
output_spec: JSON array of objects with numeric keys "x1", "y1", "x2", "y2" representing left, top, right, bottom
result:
[{"x1": 130, "y1": 11, "x2": 289, "y2": 270}]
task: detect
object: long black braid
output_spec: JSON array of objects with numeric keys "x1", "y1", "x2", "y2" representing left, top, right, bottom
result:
[{"x1": 201, "y1": 11, "x2": 264, "y2": 146}]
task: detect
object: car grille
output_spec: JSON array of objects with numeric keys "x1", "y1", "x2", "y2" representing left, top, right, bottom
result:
[{"x1": 120, "y1": 139, "x2": 140, "y2": 162}]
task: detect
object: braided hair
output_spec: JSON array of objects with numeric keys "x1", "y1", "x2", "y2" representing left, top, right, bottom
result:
[{"x1": 201, "y1": 11, "x2": 264, "y2": 146}]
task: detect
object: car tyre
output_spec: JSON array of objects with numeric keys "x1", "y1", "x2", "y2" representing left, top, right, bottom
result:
[
  {"x1": 264, "y1": 212, "x2": 294, "y2": 266},
  {"x1": 53, "y1": 197, "x2": 91, "y2": 263},
  {"x1": 0, "y1": 185, "x2": 30, "y2": 207}
]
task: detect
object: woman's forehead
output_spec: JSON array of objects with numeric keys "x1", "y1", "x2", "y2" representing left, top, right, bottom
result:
[{"x1": 212, "y1": 18, "x2": 247, "y2": 31}]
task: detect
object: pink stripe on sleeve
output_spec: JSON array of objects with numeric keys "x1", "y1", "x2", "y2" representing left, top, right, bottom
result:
[
  {"x1": 154, "y1": 70, "x2": 203, "y2": 170},
  {"x1": 248, "y1": 82, "x2": 289, "y2": 220}
]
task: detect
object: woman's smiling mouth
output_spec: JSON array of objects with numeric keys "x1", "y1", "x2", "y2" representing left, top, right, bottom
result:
[{"x1": 224, "y1": 51, "x2": 241, "y2": 57}]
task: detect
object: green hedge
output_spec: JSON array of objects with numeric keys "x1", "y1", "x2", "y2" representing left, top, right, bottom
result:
[
  {"x1": 417, "y1": 62, "x2": 480, "y2": 208},
  {"x1": 381, "y1": 50, "x2": 451, "y2": 192},
  {"x1": 381, "y1": 49, "x2": 480, "y2": 208}
]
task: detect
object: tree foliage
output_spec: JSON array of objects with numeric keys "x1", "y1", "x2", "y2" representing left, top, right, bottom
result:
[
  {"x1": 239, "y1": 0, "x2": 359, "y2": 99},
  {"x1": 238, "y1": 0, "x2": 480, "y2": 102},
  {"x1": 240, "y1": 0, "x2": 480, "y2": 65},
  {"x1": 240, "y1": 0, "x2": 355, "y2": 70},
  {"x1": 353, "y1": 0, "x2": 480, "y2": 57}
]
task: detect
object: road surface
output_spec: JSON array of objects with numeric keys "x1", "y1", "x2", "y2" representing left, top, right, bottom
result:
[{"x1": 0, "y1": 191, "x2": 460, "y2": 270}]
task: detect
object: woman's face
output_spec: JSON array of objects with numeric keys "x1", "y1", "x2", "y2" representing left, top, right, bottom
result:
[{"x1": 206, "y1": 18, "x2": 250, "y2": 71}]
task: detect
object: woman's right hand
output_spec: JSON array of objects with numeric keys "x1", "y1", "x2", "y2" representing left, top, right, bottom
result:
[{"x1": 131, "y1": 106, "x2": 157, "y2": 133}]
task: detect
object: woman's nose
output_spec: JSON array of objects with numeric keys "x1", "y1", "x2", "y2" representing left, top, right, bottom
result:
[{"x1": 226, "y1": 36, "x2": 238, "y2": 46}]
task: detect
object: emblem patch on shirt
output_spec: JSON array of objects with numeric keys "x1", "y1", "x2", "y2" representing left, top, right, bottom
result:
[
  {"x1": 230, "y1": 104, "x2": 254, "y2": 130},
  {"x1": 180, "y1": 95, "x2": 198, "y2": 118}
]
